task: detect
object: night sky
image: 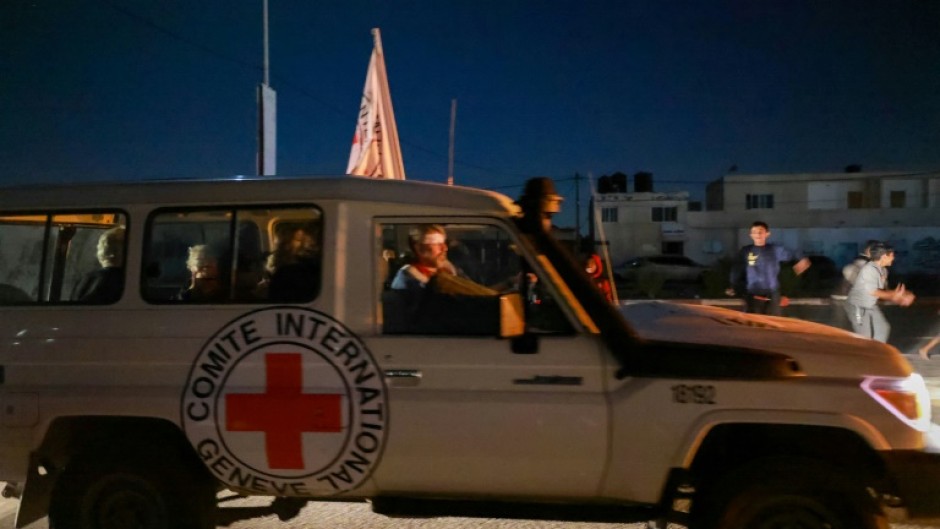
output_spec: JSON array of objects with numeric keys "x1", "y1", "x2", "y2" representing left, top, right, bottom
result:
[{"x1": 3, "y1": 1, "x2": 939, "y2": 227}]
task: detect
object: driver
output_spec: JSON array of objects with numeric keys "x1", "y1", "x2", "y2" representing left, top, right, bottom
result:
[{"x1": 390, "y1": 225, "x2": 459, "y2": 290}]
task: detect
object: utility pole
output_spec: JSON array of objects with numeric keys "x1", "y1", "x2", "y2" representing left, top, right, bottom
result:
[
  {"x1": 257, "y1": 0, "x2": 277, "y2": 175},
  {"x1": 574, "y1": 172, "x2": 582, "y2": 252},
  {"x1": 263, "y1": 0, "x2": 269, "y2": 86},
  {"x1": 447, "y1": 99, "x2": 457, "y2": 185}
]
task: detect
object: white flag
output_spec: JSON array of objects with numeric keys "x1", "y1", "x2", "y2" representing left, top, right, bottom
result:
[{"x1": 346, "y1": 28, "x2": 406, "y2": 180}]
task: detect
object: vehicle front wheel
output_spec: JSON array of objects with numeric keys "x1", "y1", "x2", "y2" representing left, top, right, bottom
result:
[
  {"x1": 689, "y1": 458, "x2": 888, "y2": 529},
  {"x1": 49, "y1": 455, "x2": 215, "y2": 529}
]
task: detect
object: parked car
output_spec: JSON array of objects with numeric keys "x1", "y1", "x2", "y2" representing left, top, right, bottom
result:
[
  {"x1": 803, "y1": 255, "x2": 840, "y2": 283},
  {"x1": 616, "y1": 255, "x2": 707, "y2": 283},
  {"x1": 783, "y1": 254, "x2": 842, "y2": 296}
]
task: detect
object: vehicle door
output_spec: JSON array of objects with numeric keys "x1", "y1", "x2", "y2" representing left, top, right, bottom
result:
[{"x1": 368, "y1": 219, "x2": 609, "y2": 499}]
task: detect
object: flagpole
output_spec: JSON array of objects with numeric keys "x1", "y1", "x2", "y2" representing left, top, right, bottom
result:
[
  {"x1": 372, "y1": 28, "x2": 405, "y2": 178},
  {"x1": 372, "y1": 27, "x2": 383, "y2": 54},
  {"x1": 346, "y1": 28, "x2": 406, "y2": 179}
]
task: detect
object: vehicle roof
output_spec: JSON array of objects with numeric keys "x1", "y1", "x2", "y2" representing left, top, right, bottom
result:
[{"x1": 0, "y1": 175, "x2": 520, "y2": 216}]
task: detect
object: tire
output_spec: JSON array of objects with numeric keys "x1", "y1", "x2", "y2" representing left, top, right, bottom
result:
[
  {"x1": 689, "y1": 458, "x2": 888, "y2": 529},
  {"x1": 49, "y1": 454, "x2": 215, "y2": 529}
]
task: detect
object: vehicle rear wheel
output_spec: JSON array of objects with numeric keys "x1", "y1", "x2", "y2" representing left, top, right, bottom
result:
[
  {"x1": 49, "y1": 455, "x2": 215, "y2": 529},
  {"x1": 689, "y1": 458, "x2": 888, "y2": 529}
]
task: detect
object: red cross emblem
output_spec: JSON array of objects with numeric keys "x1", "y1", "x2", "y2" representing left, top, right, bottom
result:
[{"x1": 226, "y1": 353, "x2": 342, "y2": 470}]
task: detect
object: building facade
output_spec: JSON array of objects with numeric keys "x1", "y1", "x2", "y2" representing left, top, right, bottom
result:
[{"x1": 594, "y1": 170, "x2": 940, "y2": 275}]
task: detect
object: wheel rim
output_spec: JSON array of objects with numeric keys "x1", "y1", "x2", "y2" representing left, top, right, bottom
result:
[
  {"x1": 83, "y1": 473, "x2": 168, "y2": 529},
  {"x1": 744, "y1": 495, "x2": 842, "y2": 529}
]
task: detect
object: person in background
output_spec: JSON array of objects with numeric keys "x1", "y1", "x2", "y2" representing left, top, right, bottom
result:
[
  {"x1": 253, "y1": 252, "x2": 277, "y2": 299},
  {"x1": 178, "y1": 244, "x2": 224, "y2": 302},
  {"x1": 841, "y1": 240, "x2": 880, "y2": 289},
  {"x1": 585, "y1": 254, "x2": 613, "y2": 303},
  {"x1": 919, "y1": 309, "x2": 940, "y2": 360},
  {"x1": 831, "y1": 239, "x2": 879, "y2": 328},
  {"x1": 268, "y1": 225, "x2": 320, "y2": 302},
  {"x1": 846, "y1": 243, "x2": 915, "y2": 343},
  {"x1": 726, "y1": 221, "x2": 811, "y2": 315},
  {"x1": 72, "y1": 226, "x2": 125, "y2": 304}
]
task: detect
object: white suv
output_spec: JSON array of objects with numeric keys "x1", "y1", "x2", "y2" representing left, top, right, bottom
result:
[{"x1": 0, "y1": 175, "x2": 938, "y2": 529}]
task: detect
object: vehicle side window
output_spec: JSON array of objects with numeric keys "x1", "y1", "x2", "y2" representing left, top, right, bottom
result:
[
  {"x1": 142, "y1": 206, "x2": 321, "y2": 304},
  {"x1": 63, "y1": 216, "x2": 128, "y2": 304},
  {"x1": 0, "y1": 218, "x2": 44, "y2": 304},
  {"x1": 0, "y1": 213, "x2": 127, "y2": 305},
  {"x1": 378, "y1": 222, "x2": 572, "y2": 335}
]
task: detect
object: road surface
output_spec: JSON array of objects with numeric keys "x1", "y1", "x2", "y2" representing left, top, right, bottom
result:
[{"x1": 2, "y1": 492, "x2": 939, "y2": 529}]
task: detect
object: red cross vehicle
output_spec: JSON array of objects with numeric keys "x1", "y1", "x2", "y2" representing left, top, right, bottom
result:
[{"x1": 0, "y1": 175, "x2": 939, "y2": 529}]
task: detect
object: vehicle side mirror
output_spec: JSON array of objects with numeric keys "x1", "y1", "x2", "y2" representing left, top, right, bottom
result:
[{"x1": 499, "y1": 292, "x2": 525, "y2": 338}]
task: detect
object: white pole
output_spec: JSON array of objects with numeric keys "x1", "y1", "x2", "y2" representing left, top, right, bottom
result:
[
  {"x1": 447, "y1": 99, "x2": 457, "y2": 186},
  {"x1": 263, "y1": 0, "x2": 270, "y2": 86},
  {"x1": 372, "y1": 27, "x2": 383, "y2": 54},
  {"x1": 257, "y1": 0, "x2": 276, "y2": 175}
]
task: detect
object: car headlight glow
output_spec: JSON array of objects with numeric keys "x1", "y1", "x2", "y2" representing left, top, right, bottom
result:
[{"x1": 861, "y1": 374, "x2": 931, "y2": 432}]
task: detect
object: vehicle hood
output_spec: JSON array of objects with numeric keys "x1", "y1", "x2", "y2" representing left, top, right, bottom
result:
[{"x1": 619, "y1": 301, "x2": 911, "y2": 378}]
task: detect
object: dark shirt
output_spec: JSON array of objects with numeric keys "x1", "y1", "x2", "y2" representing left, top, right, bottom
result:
[
  {"x1": 176, "y1": 286, "x2": 225, "y2": 302},
  {"x1": 269, "y1": 260, "x2": 320, "y2": 302},
  {"x1": 729, "y1": 244, "x2": 798, "y2": 295},
  {"x1": 71, "y1": 267, "x2": 124, "y2": 304}
]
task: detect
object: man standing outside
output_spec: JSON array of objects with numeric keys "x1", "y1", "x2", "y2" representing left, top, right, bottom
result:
[
  {"x1": 846, "y1": 243, "x2": 915, "y2": 343},
  {"x1": 831, "y1": 240, "x2": 878, "y2": 329},
  {"x1": 726, "y1": 221, "x2": 811, "y2": 315}
]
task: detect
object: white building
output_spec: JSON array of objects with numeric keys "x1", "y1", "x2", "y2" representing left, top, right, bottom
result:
[{"x1": 594, "y1": 170, "x2": 940, "y2": 274}]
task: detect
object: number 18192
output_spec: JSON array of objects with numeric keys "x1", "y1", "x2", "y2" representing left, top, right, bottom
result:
[{"x1": 671, "y1": 384, "x2": 717, "y2": 405}]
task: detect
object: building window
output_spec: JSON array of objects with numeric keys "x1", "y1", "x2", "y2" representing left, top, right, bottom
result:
[
  {"x1": 601, "y1": 207, "x2": 618, "y2": 222},
  {"x1": 651, "y1": 206, "x2": 677, "y2": 222},
  {"x1": 746, "y1": 194, "x2": 774, "y2": 210},
  {"x1": 847, "y1": 191, "x2": 863, "y2": 209},
  {"x1": 890, "y1": 190, "x2": 906, "y2": 208}
]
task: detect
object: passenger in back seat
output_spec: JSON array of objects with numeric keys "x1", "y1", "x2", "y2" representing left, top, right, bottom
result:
[
  {"x1": 177, "y1": 244, "x2": 224, "y2": 302},
  {"x1": 268, "y1": 225, "x2": 320, "y2": 302},
  {"x1": 71, "y1": 226, "x2": 126, "y2": 304}
]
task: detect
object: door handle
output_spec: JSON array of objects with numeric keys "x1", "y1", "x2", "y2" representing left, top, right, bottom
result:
[
  {"x1": 513, "y1": 375, "x2": 582, "y2": 386},
  {"x1": 384, "y1": 369, "x2": 421, "y2": 378},
  {"x1": 384, "y1": 369, "x2": 422, "y2": 387}
]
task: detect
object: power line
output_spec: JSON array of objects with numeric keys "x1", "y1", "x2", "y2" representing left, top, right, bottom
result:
[
  {"x1": 99, "y1": 0, "x2": 260, "y2": 73},
  {"x1": 90, "y1": 1, "x2": 940, "y2": 190},
  {"x1": 95, "y1": 0, "x2": 541, "y2": 182}
]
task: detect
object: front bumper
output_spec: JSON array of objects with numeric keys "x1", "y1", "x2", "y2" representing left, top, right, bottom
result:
[{"x1": 883, "y1": 450, "x2": 940, "y2": 518}]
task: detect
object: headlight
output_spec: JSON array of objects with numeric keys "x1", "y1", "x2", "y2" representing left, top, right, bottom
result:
[{"x1": 861, "y1": 374, "x2": 931, "y2": 432}]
